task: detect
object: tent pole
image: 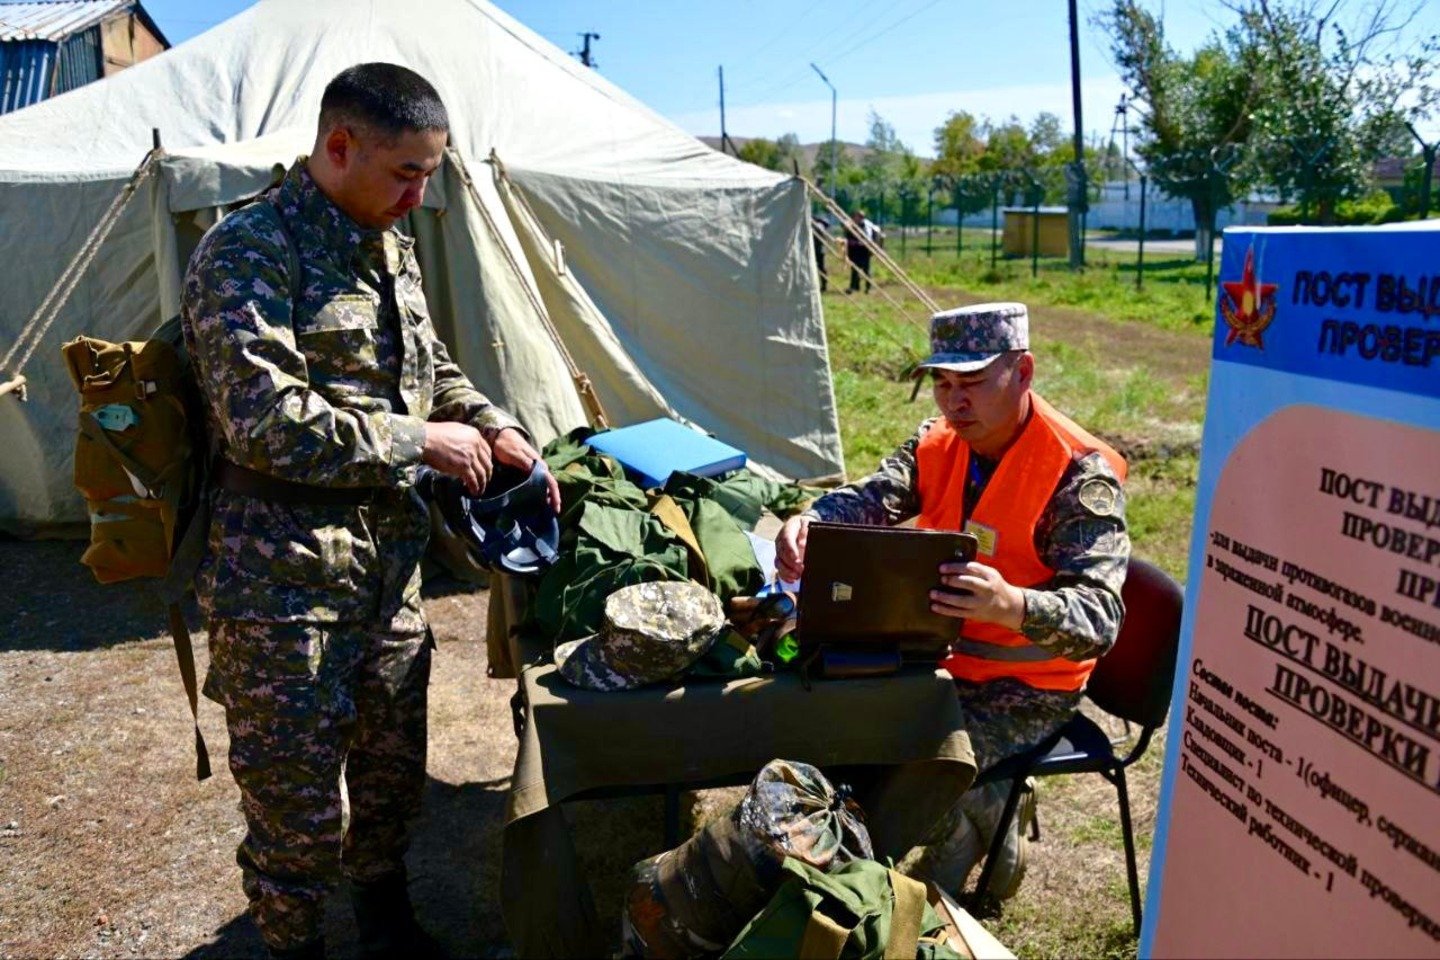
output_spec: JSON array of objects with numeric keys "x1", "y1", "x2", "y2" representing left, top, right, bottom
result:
[
  {"x1": 803, "y1": 178, "x2": 940, "y2": 314},
  {"x1": 448, "y1": 147, "x2": 610, "y2": 430}
]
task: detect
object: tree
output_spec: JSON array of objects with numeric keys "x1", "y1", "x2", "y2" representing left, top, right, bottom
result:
[
  {"x1": 1098, "y1": 0, "x2": 1260, "y2": 258},
  {"x1": 979, "y1": 116, "x2": 1034, "y2": 172},
  {"x1": 932, "y1": 110, "x2": 986, "y2": 179},
  {"x1": 813, "y1": 141, "x2": 855, "y2": 195},
  {"x1": 972, "y1": 117, "x2": 1036, "y2": 206},
  {"x1": 859, "y1": 109, "x2": 911, "y2": 222},
  {"x1": 896, "y1": 149, "x2": 930, "y2": 226},
  {"x1": 736, "y1": 133, "x2": 804, "y2": 174},
  {"x1": 1240, "y1": 0, "x2": 1438, "y2": 223},
  {"x1": 1029, "y1": 112, "x2": 1068, "y2": 162}
]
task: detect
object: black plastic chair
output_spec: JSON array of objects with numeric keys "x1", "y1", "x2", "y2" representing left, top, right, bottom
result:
[{"x1": 967, "y1": 558, "x2": 1184, "y2": 935}]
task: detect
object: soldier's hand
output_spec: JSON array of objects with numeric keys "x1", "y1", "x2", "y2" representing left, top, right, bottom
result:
[
  {"x1": 775, "y1": 514, "x2": 814, "y2": 583},
  {"x1": 491, "y1": 427, "x2": 561, "y2": 513},
  {"x1": 422, "y1": 421, "x2": 492, "y2": 494},
  {"x1": 931, "y1": 560, "x2": 1026, "y2": 630}
]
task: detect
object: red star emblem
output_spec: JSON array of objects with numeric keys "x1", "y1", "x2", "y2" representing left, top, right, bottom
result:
[{"x1": 1220, "y1": 248, "x2": 1278, "y2": 349}]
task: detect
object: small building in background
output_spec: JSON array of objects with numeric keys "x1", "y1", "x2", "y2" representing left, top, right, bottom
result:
[{"x1": 0, "y1": 1, "x2": 168, "y2": 115}]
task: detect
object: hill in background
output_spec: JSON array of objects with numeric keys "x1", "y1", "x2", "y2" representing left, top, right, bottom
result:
[{"x1": 697, "y1": 135, "x2": 873, "y2": 174}]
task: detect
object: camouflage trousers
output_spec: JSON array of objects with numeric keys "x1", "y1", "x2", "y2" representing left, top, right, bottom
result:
[
  {"x1": 916, "y1": 678, "x2": 1081, "y2": 893},
  {"x1": 203, "y1": 619, "x2": 433, "y2": 951}
]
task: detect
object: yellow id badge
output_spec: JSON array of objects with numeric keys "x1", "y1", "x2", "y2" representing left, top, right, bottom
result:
[{"x1": 963, "y1": 520, "x2": 999, "y2": 558}]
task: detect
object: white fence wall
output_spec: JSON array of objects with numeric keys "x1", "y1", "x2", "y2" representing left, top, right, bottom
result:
[{"x1": 931, "y1": 180, "x2": 1278, "y2": 233}]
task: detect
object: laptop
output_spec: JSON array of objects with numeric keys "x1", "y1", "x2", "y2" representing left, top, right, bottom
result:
[{"x1": 796, "y1": 522, "x2": 978, "y2": 663}]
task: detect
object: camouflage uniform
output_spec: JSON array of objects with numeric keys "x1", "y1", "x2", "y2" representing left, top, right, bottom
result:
[
  {"x1": 806, "y1": 414, "x2": 1129, "y2": 891},
  {"x1": 182, "y1": 160, "x2": 521, "y2": 951}
]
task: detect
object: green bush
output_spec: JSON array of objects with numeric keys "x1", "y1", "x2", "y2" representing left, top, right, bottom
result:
[{"x1": 1267, "y1": 190, "x2": 1402, "y2": 226}]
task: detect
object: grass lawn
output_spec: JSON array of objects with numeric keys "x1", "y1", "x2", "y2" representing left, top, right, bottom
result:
[
  {"x1": 816, "y1": 255, "x2": 1213, "y2": 956},
  {"x1": 0, "y1": 247, "x2": 1216, "y2": 959},
  {"x1": 838, "y1": 226, "x2": 1220, "y2": 335}
]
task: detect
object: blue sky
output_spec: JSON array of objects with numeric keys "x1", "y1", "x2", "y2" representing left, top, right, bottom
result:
[{"x1": 139, "y1": 0, "x2": 1440, "y2": 155}]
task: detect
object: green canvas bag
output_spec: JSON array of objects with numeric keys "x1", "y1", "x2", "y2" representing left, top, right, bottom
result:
[{"x1": 723, "y1": 859, "x2": 963, "y2": 960}]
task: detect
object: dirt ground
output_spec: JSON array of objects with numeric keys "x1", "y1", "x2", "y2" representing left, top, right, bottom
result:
[
  {"x1": 0, "y1": 539, "x2": 1163, "y2": 960},
  {"x1": 0, "y1": 543, "x2": 515, "y2": 958},
  {"x1": 1, "y1": 302, "x2": 1204, "y2": 958}
]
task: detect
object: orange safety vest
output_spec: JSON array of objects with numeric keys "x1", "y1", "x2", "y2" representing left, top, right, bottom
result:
[{"x1": 916, "y1": 393, "x2": 1126, "y2": 691}]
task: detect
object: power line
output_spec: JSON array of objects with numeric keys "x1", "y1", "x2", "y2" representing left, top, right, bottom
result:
[
  {"x1": 734, "y1": 0, "x2": 943, "y2": 108},
  {"x1": 730, "y1": 0, "x2": 828, "y2": 67},
  {"x1": 725, "y1": 0, "x2": 874, "y2": 96},
  {"x1": 826, "y1": 0, "x2": 946, "y2": 67}
]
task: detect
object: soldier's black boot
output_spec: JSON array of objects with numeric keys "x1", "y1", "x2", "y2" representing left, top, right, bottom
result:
[
  {"x1": 350, "y1": 871, "x2": 447, "y2": 960},
  {"x1": 267, "y1": 937, "x2": 325, "y2": 960}
]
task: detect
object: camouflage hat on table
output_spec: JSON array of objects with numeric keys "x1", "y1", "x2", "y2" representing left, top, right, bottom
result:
[
  {"x1": 555, "y1": 580, "x2": 727, "y2": 691},
  {"x1": 916, "y1": 301, "x2": 1030, "y2": 374}
]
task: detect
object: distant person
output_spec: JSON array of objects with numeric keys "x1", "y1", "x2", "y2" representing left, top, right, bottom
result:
[
  {"x1": 812, "y1": 214, "x2": 832, "y2": 292},
  {"x1": 182, "y1": 62, "x2": 556, "y2": 959},
  {"x1": 775, "y1": 301, "x2": 1130, "y2": 902},
  {"x1": 844, "y1": 208, "x2": 883, "y2": 294}
]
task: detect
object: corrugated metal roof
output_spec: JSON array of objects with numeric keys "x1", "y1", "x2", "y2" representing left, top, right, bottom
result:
[{"x1": 0, "y1": 1, "x2": 130, "y2": 43}]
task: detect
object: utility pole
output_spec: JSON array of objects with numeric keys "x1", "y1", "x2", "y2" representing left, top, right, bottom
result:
[
  {"x1": 1066, "y1": 0, "x2": 1086, "y2": 269},
  {"x1": 575, "y1": 32, "x2": 600, "y2": 68},
  {"x1": 718, "y1": 66, "x2": 739, "y2": 157},
  {"x1": 810, "y1": 62, "x2": 837, "y2": 203},
  {"x1": 1106, "y1": 95, "x2": 1127, "y2": 202}
]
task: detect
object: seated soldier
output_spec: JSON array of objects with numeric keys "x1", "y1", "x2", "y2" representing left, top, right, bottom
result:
[{"x1": 775, "y1": 301, "x2": 1130, "y2": 901}]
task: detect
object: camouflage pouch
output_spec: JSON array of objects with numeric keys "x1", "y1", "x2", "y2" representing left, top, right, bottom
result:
[{"x1": 622, "y1": 759, "x2": 873, "y2": 958}]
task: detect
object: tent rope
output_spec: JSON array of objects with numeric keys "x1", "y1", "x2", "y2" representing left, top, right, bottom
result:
[
  {"x1": 816, "y1": 222, "x2": 928, "y2": 328},
  {"x1": 445, "y1": 146, "x2": 609, "y2": 430},
  {"x1": 812, "y1": 223, "x2": 924, "y2": 363},
  {"x1": 1, "y1": 149, "x2": 161, "y2": 395},
  {"x1": 803, "y1": 177, "x2": 941, "y2": 314}
]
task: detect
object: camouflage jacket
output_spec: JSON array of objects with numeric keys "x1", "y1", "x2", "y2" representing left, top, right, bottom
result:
[
  {"x1": 182, "y1": 160, "x2": 521, "y2": 630},
  {"x1": 806, "y1": 416, "x2": 1129, "y2": 662}
]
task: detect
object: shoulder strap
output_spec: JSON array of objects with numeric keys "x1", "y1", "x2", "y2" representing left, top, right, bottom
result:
[
  {"x1": 167, "y1": 603, "x2": 212, "y2": 780},
  {"x1": 885, "y1": 870, "x2": 927, "y2": 960},
  {"x1": 156, "y1": 191, "x2": 299, "y2": 783},
  {"x1": 798, "y1": 910, "x2": 852, "y2": 960},
  {"x1": 647, "y1": 493, "x2": 710, "y2": 584}
]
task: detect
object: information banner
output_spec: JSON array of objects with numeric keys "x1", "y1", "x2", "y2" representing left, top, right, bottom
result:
[{"x1": 1142, "y1": 223, "x2": 1440, "y2": 957}]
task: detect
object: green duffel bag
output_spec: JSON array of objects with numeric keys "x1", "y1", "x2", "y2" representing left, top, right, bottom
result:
[{"x1": 723, "y1": 858, "x2": 964, "y2": 960}]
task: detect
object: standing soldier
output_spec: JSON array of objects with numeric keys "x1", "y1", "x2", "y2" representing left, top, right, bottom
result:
[
  {"x1": 182, "y1": 63, "x2": 558, "y2": 959},
  {"x1": 844, "y1": 208, "x2": 881, "y2": 294}
]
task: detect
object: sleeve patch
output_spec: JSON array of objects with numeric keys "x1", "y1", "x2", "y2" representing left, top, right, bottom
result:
[{"x1": 1078, "y1": 477, "x2": 1119, "y2": 517}]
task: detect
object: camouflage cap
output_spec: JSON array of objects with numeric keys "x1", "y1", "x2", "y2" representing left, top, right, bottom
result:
[
  {"x1": 916, "y1": 302, "x2": 1029, "y2": 374},
  {"x1": 555, "y1": 580, "x2": 726, "y2": 691}
]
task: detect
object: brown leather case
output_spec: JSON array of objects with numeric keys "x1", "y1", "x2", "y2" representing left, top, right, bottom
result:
[{"x1": 797, "y1": 522, "x2": 978, "y2": 662}]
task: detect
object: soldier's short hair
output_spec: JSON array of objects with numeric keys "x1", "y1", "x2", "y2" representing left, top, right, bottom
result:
[{"x1": 319, "y1": 63, "x2": 449, "y2": 141}]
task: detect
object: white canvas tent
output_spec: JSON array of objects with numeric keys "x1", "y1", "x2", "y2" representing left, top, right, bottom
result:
[{"x1": 0, "y1": 0, "x2": 844, "y2": 532}]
